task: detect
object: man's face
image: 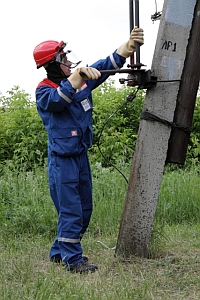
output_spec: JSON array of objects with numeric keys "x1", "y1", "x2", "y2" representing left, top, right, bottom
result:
[
  {"x1": 60, "y1": 61, "x2": 71, "y2": 77},
  {"x1": 60, "y1": 53, "x2": 72, "y2": 76}
]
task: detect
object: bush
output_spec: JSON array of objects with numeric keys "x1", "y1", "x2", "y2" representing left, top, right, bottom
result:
[
  {"x1": 90, "y1": 80, "x2": 145, "y2": 165},
  {"x1": 0, "y1": 83, "x2": 145, "y2": 169},
  {"x1": 0, "y1": 86, "x2": 47, "y2": 169},
  {"x1": 1, "y1": 84, "x2": 200, "y2": 170},
  {"x1": 187, "y1": 95, "x2": 200, "y2": 160}
]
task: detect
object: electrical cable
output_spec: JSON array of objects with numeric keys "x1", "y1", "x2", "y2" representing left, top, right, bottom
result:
[
  {"x1": 97, "y1": 87, "x2": 140, "y2": 184},
  {"x1": 97, "y1": 101, "x2": 129, "y2": 184},
  {"x1": 157, "y1": 80, "x2": 181, "y2": 83}
]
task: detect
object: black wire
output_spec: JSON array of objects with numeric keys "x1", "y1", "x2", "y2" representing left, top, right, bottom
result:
[
  {"x1": 96, "y1": 77, "x2": 181, "y2": 184},
  {"x1": 97, "y1": 101, "x2": 129, "y2": 184},
  {"x1": 157, "y1": 80, "x2": 181, "y2": 83},
  {"x1": 97, "y1": 88, "x2": 139, "y2": 184}
]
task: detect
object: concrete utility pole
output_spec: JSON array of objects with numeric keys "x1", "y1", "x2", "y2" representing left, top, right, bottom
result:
[{"x1": 115, "y1": 0, "x2": 200, "y2": 258}]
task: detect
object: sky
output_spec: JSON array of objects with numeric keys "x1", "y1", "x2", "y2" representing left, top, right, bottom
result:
[{"x1": 0, "y1": 0, "x2": 164, "y2": 99}]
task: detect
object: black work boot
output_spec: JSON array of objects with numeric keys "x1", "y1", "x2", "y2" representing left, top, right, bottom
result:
[
  {"x1": 70, "y1": 262, "x2": 98, "y2": 274},
  {"x1": 51, "y1": 255, "x2": 88, "y2": 264},
  {"x1": 50, "y1": 254, "x2": 62, "y2": 264},
  {"x1": 82, "y1": 255, "x2": 89, "y2": 262}
]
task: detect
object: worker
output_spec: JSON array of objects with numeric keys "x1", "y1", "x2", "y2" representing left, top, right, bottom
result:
[{"x1": 33, "y1": 27, "x2": 144, "y2": 274}]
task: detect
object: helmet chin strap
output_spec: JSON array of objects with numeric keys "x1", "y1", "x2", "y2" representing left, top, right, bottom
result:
[{"x1": 46, "y1": 61, "x2": 68, "y2": 84}]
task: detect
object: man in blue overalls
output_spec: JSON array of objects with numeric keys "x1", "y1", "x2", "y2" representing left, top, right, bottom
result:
[{"x1": 33, "y1": 27, "x2": 144, "y2": 273}]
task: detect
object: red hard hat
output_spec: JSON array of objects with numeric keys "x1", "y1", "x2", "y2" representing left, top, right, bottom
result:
[{"x1": 33, "y1": 40, "x2": 65, "y2": 69}]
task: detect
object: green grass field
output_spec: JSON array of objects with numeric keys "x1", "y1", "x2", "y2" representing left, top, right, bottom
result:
[{"x1": 0, "y1": 163, "x2": 199, "y2": 299}]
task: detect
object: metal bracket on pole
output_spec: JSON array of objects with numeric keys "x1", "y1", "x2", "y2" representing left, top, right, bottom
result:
[
  {"x1": 126, "y1": 0, "x2": 157, "y2": 88},
  {"x1": 151, "y1": 11, "x2": 162, "y2": 23}
]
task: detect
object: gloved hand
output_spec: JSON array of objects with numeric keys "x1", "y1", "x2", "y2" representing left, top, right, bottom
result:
[
  {"x1": 117, "y1": 27, "x2": 144, "y2": 58},
  {"x1": 68, "y1": 67, "x2": 101, "y2": 89}
]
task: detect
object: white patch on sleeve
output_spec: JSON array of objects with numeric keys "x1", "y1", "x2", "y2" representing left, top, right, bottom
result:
[
  {"x1": 110, "y1": 53, "x2": 120, "y2": 70},
  {"x1": 57, "y1": 87, "x2": 72, "y2": 103}
]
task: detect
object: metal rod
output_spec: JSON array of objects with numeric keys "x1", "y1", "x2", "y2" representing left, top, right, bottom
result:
[
  {"x1": 134, "y1": 0, "x2": 140, "y2": 65},
  {"x1": 129, "y1": 0, "x2": 135, "y2": 66},
  {"x1": 135, "y1": 0, "x2": 139, "y2": 27},
  {"x1": 99, "y1": 67, "x2": 144, "y2": 75},
  {"x1": 129, "y1": 0, "x2": 134, "y2": 32}
]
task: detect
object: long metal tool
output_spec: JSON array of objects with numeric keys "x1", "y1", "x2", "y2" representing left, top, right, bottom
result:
[
  {"x1": 134, "y1": 0, "x2": 140, "y2": 66},
  {"x1": 129, "y1": 0, "x2": 135, "y2": 67},
  {"x1": 92, "y1": 1, "x2": 157, "y2": 89},
  {"x1": 129, "y1": 0, "x2": 140, "y2": 68}
]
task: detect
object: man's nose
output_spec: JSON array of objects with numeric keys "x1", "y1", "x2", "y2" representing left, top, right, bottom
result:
[{"x1": 67, "y1": 60, "x2": 72, "y2": 67}]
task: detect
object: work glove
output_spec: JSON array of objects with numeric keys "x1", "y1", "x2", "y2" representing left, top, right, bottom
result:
[
  {"x1": 68, "y1": 67, "x2": 101, "y2": 89},
  {"x1": 117, "y1": 27, "x2": 144, "y2": 58}
]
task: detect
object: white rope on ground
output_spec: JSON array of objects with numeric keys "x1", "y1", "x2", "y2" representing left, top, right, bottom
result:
[{"x1": 96, "y1": 241, "x2": 116, "y2": 250}]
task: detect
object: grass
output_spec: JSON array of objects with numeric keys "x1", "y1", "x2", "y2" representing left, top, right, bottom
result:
[
  {"x1": 156, "y1": 169, "x2": 200, "y2": 225},
  {"x1": 0, "y1": 162, "x2": 200, "y2": 299},
  {"x1": 0, "y1": 225, "x2": 199, "y2": 299}
]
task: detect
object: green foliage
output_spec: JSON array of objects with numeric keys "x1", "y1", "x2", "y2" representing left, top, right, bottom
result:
[
  {"x1": 156, "y1": 168, "x2": 200, "y2": 225},
  {"x1": 90, "y1": 80, "x2": 145, "y2": 165},
  {"x1": 187, "y1": 95, "x2": 200, "y2": 160},
  {"x1": 0, "y1": 162, "x2": 199, "y2": 239},
  {"x1": 1, "y1": 84, "x2": 200, "y2": 170},
  {"x1": 0, "y1": 162, "x2": 200, "y2": 300},
  {"x1": 0, "y1": 86, "x2": 47, "y2": 169},
  {"x1": 0, "y1": 163, "x2": 56, "y2": 237},
  {"x1": 0, "y1": 82, "x2": 145, "y2": 170}
]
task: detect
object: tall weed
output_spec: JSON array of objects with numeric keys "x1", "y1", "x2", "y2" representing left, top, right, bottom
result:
[
  {"x1": 156, "y1": 168, "x2": 200, "y2": 225},
  {"x1": 0, "y1": 162, "x2": 199, "y2": 240},
  {"x1": 0, "y1": 163, "x2": 57, "y2": 237}
]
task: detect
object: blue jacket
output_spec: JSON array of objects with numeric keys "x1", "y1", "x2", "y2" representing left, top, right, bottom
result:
[{"x1": 36, "y1": 50, "x2": 126, "y2": 156}]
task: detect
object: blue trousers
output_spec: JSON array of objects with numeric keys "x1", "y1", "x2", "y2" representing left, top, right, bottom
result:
[{"x1": 48, "y1": 152, "x2": 92, "y2": 267}]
